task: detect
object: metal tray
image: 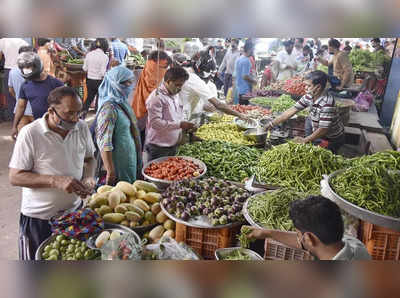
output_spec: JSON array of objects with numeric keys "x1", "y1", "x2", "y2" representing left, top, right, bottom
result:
[
  {"x1": 234, "y1": 117, "x2": 258, "y2": 130},
  {"x1": 325, "y1": 170, "x2": 400, "y2": 231},
  {"x1": 160, "y1": 201, "x2": 243, "y2": 229},
  {"x1": 86, "y1": 226, "x2": 140, "y2": 250},
  {"x1": 242, "y1": 191, "x2": 271, "y2": 229},
  {"x1": 142, "y1": 156, "x2": 207, "y2": 189},
  {"x1": 215, "y1": 247, "x2": 264, "y2": 260}
]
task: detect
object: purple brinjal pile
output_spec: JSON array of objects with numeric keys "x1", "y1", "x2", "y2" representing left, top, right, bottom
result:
[{"x1": 161, "y1": 177, "x2": 251, "y2": 226}]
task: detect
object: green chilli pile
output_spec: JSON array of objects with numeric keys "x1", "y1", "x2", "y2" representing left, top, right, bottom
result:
[
  {"x1": 177, "y1": 141, "x2": 261, "y2": 182},
  {"x1": 330, "y1": 165, "x2": 400, "y2": 218},
  {"x1": 254, "y1": 142, "x2": 347, "y2": 192},
  {"x1": 247, "y1": 189, "x2": 314, "y2": 231},
  {"x1": 350, "y1": 151, "x2": 400, "y2": 170}
]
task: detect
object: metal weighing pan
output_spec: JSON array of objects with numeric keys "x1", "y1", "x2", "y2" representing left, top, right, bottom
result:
[
  {"x1": 86, "y1": 225, "x2": 140, "y2": 250},
  {"x1": 325, "y1": 170, "x2": 400, "y2": 231},
  {"x1": 215, "y1": 247, "x2": 264, "y2": 260}
]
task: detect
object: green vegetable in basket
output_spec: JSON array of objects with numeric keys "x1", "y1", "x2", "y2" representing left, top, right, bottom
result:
[
  {"x1": 177, "y1": 141, "x2": 261, "y2": 182},
  {"x1": 237, "y1": 226, "x2": 255, "y2": 248},
  {"x1": 331, "y1": 165, "x2": 400, "y2": 217},
  {"x1": 195, "y1": 123, "x2": 256, "y2": 145},
  {"x1": 254, "y1": 142, "x2": 347, "y2": 192}
]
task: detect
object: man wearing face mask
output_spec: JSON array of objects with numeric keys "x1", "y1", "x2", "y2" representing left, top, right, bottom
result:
[
  {"x1": 12, "y1": 52, "x2": 64, "y2": 139},
  {"x1": 145, "y1": 67, "x2": 195, "y2": 161},
  {"x1": 9, "y1": 86, "x2": 96, "y2": 260},
  {"x1": 245, "y1": 196, "x2": 371, "y2": 261},
  {"x1": 265, "y1": 71, "x2": 345, "y2": 154}
]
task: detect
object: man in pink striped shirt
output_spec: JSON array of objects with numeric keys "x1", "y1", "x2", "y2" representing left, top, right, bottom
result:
[{"x1": 145, "y1": 67, "x2": 195, "y2": 161}]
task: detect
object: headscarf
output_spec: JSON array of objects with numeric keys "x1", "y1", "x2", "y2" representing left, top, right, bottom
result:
[{"x1": 97, "y1": 65, "x2": 134, "y2": 111}]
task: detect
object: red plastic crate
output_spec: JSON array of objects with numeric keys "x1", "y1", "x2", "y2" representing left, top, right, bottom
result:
[
  {"x1": 175, "y1": 222, "x2": 241, "y2": 260},
  {"x1": 360, "y1": 221, "x2": 400, "y2": 260},
  {"x1": 264, "y1": 239, "x2": 314, "y2": 261}
]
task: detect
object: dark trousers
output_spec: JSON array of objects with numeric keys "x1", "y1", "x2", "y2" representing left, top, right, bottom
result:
[
  {"x1": 239, "y1": 95, "x2": 249, "y2": 105},
  {"x1": 145, "y1": 143, "x2": 177, "y2": 162},
  {"x1": 326, "y1": 134, "x2": 346, "y2": 154},
  {"x1": 83, "y1": 78, "x2": 102, "y2": 113},
  {"x1": 2, "y1": 68, "x2": 15, "y2": 120},
  {"x1": 223, "y1": 73, "x2": 233, "y2": 97},
  {"x1": 19, "y1": 214, "x2": 52, "y2": 260}
]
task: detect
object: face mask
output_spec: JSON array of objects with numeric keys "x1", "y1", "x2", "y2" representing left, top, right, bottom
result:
[
  {"x1": 166, "y1": 82, "x2": 181, "y2": 95},
  {"x1": 121, "y1": 84, "x2": 134, "y2": 98},
  {"x1": 53, "y1": 108, "x2": 78, "y2": 131}
]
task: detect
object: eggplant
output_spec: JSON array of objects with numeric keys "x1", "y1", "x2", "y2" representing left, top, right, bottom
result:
[
  {"x1": 177, "y1": 202, "x2": 184, "y2": 209},
  {"x1": 181, "y1": 211, "x2": 190, "y2": 221},
  {"x1": 211, "y1": 219, "x2": 219, "y2": 226},
  {"x1": 219, "y1": 215, "x2": 228, "y2": 225},
  {"x1": 203, "y1": 208, "x2": 209, "y2": 216}
]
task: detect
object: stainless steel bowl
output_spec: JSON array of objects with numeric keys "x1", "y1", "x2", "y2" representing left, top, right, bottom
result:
[
  {"x1": 234, "y1": 117, "x2": 258, "y2": 130},
  {"x1": 142, "y1": 156, "x2": 207, "y2": 189},
  {"x1": 215, "y1": 247, "x2": 264, "y2": 260},
  {"x1": 244, "y1": 128, "x2": 268, "y2": 144}
]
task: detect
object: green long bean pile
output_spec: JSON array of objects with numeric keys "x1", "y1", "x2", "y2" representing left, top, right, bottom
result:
[
  {"x1": 254, "y1": 142, "x2": 347, "y2": 192},
  {"x1": 222, "y1": 250, "x2": 253, "y2": 261},
  {"x1": 250, "y1": 94, "x2": 308, "y2": 116},
  {"x1": 237, "y1": 226, "x2": 254, "y2": 248},
  {"x1": 350, "y1": 151, "x2": 400, "y2": 170},
  {"x1": 331, "y1": 165, "x2": 400, "y2": 217},
  {"x1": 247, "y1": 189, "x2": 313, "y2": 231},
  {"x1": 177, "y1": 141, "x2": 262, "y2": 182}
]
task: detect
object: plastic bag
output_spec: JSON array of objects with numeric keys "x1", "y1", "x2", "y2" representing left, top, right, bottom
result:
[
  {"x1": 100, "y1": 233, "x2": 146, "y2": 260},
  {"x1": 353, "y1": 90, "x2": 374, "y2": 112},
  {"x1": 142, "y1": 236, "x2": 201, "y2": 260}
]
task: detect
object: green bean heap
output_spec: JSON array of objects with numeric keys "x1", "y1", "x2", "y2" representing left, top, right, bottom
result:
[
  {"x1": 331, "y1": 165, "x2": 400, "y2": 217},
  {"x1": 248, "y1": 189, "x2": 314, "y2": 231},
  {"x1": 350, "y1": 151, "x2": 400, "y2": 170},
  {"x1": 177, "y1": 141, "x2": 261, "y2": 182},
  {"x1": 254, "y1": 142, "x2": 347, "y2": 192}
]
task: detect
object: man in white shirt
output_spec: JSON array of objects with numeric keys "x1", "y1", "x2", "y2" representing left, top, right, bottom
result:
[
  {"x1": 217, "y1": 39, "x2": 241, "y2": 97},
  {"x1": 246, "y1": 195, "x2": 371, "y2": 261},
  {"x1": 172, "y1": 52, "x2": 247, "y2": 125},
  {"x1": 81, "y1": 38, "x2": 109, "y2": 118},
  {"x1": 0, "y1": 38, "x2": 29, "y2": 121},
  {"x1": 276, "y1": 40, "x2": 298, "y2": 81},
  {"x1": 9, "y1": 86, "x2": 96, "y2": 260}
]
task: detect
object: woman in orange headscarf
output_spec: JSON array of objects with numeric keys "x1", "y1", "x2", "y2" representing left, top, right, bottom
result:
[{"x1": 131, "y1": 50, "x2": 171, "y2": 135}]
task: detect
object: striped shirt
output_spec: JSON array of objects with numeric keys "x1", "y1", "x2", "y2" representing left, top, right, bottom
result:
[{"x1": 294, "y1": 92, "x2": 344, "y2": 140}]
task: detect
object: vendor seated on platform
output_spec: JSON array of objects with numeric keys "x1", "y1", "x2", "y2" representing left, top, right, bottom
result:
[
  {"x1": 145, "y1": 67, "x2": 195, "y2": 161},
  {"x1": 265, "y1": 70, "x2": 345, "y2": 154},
  {"x1": 246, "y1": 196, "x2": 371, "y2": 261}
]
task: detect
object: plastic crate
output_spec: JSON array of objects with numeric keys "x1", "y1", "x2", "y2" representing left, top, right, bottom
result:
[
  {"x1": 359, "y1": 221, "x2": 400, "y2": 260},
  {"x1": 175, "y1": 222, "x2": 241, "y2": 260},
  {"x1": 264, "y1": 239, "x2": 313, "y2": 261}
]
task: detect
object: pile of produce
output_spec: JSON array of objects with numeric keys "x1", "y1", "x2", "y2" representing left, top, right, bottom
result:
[
  {"x1": 238, "y1": 226, "x2": 254, "y2": 248},
  {"x1": 220, "y1": 249, "x2": 253, "y2": 260},
  {"x1": 245, "y1": 89, "x2": 283, "y2": 97},
  {"x1": 177, "y1": 141, "x2": 261, "y2": 182},
  {"x1": 145, "y1": 220, "x2": 176, "y2": 244},
  {"x1": 283, "y1": 76, "x2": 307, "y2": 96},
  {"x1": 161, "y1": 178, "x2": 251, "y2": 226},
  {"x1": 41, "y1": 234, "x2": 100, "y2": 261},
  {"x1": 254, "y1": 142, "x2": 347, "y2": 192},
  {"x1": 88, "y1": 180, "x2": 163, "y2": 229},
  {"x1": 230, "y1": 105, "x2": 271, "y2": 119},
  {"x1": 208, "y1": 113, "x2": 235, "y2": 123},
  {"x1": 195, "y1": 123, "x2": 256, "y2": 145},
  {"x1": 250, "y1": 94, "x2": 308, "y2": 116},
  {"x1": 247, "y1": 189, "x2": 314, "y2": 231},
  {"x1": 266, "y1": 81, "x2": 286, "y2": 91},
  {"x1": 144, "y1": 157, "x2": 203, "y2": 181},
  {"x1": 94, "y1": 230, "x2": 124, "y2": 249},
  {"x1": 127, "y1": 54, "x2": 145, "y2": 67},
  {"x1": 331, "y1": 165, "x2": 400, "y2": 217},
  {"x1": 349, "y1": 49, "x2": 375, "y2": 72},
  {"x1": 67, "y1": 58, "x2": 83, "y2": 64},
  {"x1": 349, "y1": 150, "x2": 400, "y2": 170}
]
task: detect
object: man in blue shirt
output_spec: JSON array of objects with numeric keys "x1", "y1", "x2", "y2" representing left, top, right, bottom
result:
[
  {"x1": 12, "y1": 52, "x2": 64, "y2": 139},
  {"x1": 111, "y1": 38, "x2": 129, "y2": 64},
  {"x1": 8, "y1": 46, "x2": 36, "y2": 131},
  {"x1": 235, "y1": 41, "x2": 257, "y2": 105}
]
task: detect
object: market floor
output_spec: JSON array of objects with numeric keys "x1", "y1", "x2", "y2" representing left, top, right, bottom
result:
[{"x1": 0, "y1": 121, "x2": 19, "y2": 260}]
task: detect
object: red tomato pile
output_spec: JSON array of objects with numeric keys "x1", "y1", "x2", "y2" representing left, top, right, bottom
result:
[
  {"x1": 283, "y1": 77, "x2": 307, "y2": 96},
  {"x1": 144, "y1": 157, "x2": 203, "y2": 181},
  {"x1": 230, "y1": 105, "x2": 270, "y2": 116}
]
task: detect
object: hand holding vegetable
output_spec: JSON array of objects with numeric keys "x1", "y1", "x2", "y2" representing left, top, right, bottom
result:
[
  {"x1": 245, "y1": 226, "x2": 268, "y2": 240},
  {"x1": 180, "y1": 121, "x2": 195, "y2": 130}
]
